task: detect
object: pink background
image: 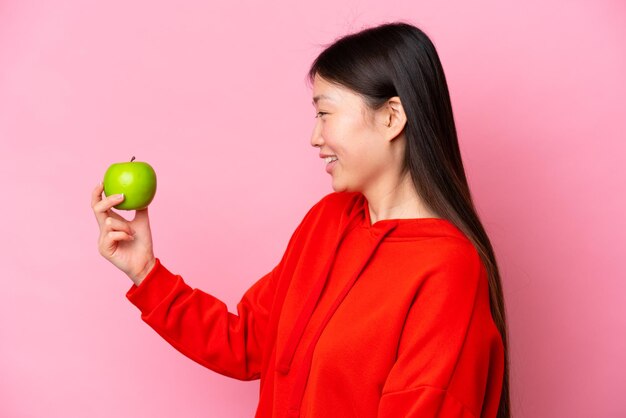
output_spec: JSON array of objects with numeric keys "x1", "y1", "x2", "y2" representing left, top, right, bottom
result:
[{"x1": 1, "y1": 1, "x2": 624, "y2": 417}]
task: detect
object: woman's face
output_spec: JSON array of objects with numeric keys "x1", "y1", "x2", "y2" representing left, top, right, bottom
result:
[{"x1": 310, "y1": 74, "x2": 398, "y2": 194}]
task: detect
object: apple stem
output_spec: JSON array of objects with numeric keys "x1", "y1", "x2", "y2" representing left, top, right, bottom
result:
[{"x1": 131, "y1": 156, "x2": 136, "y2": 162}]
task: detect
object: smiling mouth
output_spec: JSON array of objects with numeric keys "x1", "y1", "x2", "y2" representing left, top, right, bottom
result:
[{"x1": 323, "y1": 156, "x2": 338, "y2": 164}]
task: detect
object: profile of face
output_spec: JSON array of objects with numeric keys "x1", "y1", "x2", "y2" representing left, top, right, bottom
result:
[{"x1": 310, "y1": 73, "x2": 407, "y2": 195}]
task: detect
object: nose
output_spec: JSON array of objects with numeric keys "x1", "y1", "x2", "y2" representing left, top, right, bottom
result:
[{"x1": 310, "y1": 120, "x2": 324, "y2": 148}]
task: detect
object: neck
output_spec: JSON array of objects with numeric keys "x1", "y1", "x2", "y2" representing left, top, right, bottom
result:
[{"x1": 363, "y1": 173, "x2": 439, "y2": 224}]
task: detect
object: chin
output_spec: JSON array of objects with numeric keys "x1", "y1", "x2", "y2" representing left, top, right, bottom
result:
[
  {"x1": 330, "y1": 181, "x2": 346, "y2": 193},
  {"x1": 330, "y1": 180, "x2": 356, "y2": 194}
]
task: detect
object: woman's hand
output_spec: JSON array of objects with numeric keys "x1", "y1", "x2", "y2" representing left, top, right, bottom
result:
[{"x1": 91, "y1": 183, "x2": 156, "y2": 286}]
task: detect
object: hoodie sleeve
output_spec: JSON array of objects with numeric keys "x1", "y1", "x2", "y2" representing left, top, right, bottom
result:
[
  {"x1": 124, "y1": 194, "x2": 333, "y2": 382},
  {"x1": 377, "y1": 246, "x2": 504, "y2": 418},
  {"x1": 125, "y1": 257, "x2": 279, "y2": 381}
]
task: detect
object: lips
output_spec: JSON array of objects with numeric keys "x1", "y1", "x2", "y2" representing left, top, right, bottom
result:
[
  {"x1": 319, "y1": 153, "x2": 338, "y2": 174},
  {"x1": 325, "y1": 158, "x2": 337, "y2": 174}
]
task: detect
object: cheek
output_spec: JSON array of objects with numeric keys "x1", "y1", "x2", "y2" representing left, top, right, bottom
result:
[
  {"x1": 321, "y1": 118, "x2": 355, "y2": 153},
  {"x1": 320, "y1": 123, "x2": 340, "y2": 149}
]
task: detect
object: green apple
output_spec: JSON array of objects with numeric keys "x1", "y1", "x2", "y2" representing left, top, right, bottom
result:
[{"x1": 103, "y1": 156, "x2": 157, "y2": 210}]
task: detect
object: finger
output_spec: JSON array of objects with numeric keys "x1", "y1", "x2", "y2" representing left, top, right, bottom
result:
[
  {"x1": 91, "y1": 183, "x2": 105, "y2": 223},
  {"x1": 134, "y1": 207, "x2": 149, "y2": 222},
  {"x1": 101, "y1": 230, "x2": 135, "y2": 254},
  {"x1": 107, "y1": 230, "x2": 134, "y2": 242},
  {"x1": 105, "y1": 216, "x2": 136, "y2": 236},
  {"x1": 93, "y1": 190, "x2": 125, "y2": 226}
]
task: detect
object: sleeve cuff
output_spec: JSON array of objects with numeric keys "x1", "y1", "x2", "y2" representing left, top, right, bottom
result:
[{"x1": 125, "y1": 258, "x2": 180, "y2": 313}]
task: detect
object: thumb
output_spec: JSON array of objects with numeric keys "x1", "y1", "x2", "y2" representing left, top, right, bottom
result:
[{"x1": 134, "y1": 207, "x2": 149, "y2": 222}]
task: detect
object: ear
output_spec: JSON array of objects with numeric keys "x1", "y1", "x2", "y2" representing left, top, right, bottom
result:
[{"x1": 378, "y1": 96, "x2": 407, "y2": 142}]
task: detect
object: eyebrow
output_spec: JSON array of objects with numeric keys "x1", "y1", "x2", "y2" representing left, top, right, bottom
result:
[{"x1": 312, "y1": 94, "x2": 333, "y2": 105}]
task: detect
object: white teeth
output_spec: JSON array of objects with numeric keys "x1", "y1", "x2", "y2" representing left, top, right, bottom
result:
[{"x1": 324, "y1": 156, "x2": 338, "y2": 164}]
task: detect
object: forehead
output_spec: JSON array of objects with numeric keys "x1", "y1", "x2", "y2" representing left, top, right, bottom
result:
[
  {"x1": 312, "y1": 93, "x2": 332, "y2": 105},
  {"x1": 311, "y1": 74, "x2": 359, "y2": 106}
]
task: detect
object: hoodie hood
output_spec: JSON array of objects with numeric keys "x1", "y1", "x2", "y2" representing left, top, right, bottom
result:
[
  {"x1": 275, "y1": 192, "x2": 466, "y2": 415},
  {"x1": 359, "y1": 193, "x2": 466, "y2": 240},
  {"x1": 276, "y1": 205, "x2": 398, "y2": 376}
]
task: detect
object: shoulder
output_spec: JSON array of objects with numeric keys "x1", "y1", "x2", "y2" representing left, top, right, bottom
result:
[
  {"x1": 425, "y1": 237, "x2": 486, "y2": 293},
  {"x1": 430, "y1": 235, "x2": 480, "y2": 265},
  {"x1": 284, "y1": 191, "x2": 362, "y2": 246},
  {"x1": 301, "y1": 191, "x2": 363, "y2": 223},
  {"x1": 312, "y1": 191, "x2": 362, "y2": 212}
]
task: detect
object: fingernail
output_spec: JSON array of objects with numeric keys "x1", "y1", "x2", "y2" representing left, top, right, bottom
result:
[{"x1": 116, "y1": 193, "x2": 124, "y2": 199}]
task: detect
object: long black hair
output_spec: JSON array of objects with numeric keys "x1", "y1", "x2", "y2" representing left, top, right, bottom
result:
[{"x1": 306, "y1": 21, "x2": 511, "y2": 418}]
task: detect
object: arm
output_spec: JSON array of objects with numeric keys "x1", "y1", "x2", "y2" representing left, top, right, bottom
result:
[
  {"x1": 126, "y1": 258, "x2": 279, "y2": 381},
  {"x1": 377, "y1": 248, "x2": 504, "y2": 418},
  {"x1": 123, "y1": 194, "x2": 331, "y2": 381}
]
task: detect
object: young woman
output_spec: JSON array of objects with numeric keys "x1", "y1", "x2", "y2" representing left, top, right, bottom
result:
[{"x1": 92, "y1": 21, "x2": 510, "y2": 418}]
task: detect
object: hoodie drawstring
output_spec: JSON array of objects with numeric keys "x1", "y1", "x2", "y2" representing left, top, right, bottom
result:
[
  {"x1": 276, "y1": 210, "x2": 363, "y2": 375},
  {"x1": 284, "y1": 219, "x2": 399, "y2": 416}
]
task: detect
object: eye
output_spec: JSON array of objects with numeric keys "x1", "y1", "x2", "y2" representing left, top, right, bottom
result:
[{"x1": 315, "y1": 112, "x2": 328, "y2": 118}]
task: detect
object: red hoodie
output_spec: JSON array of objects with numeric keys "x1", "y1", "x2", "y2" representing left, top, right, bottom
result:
[{"x1": 126, "y1": 191, "x2": 504, "y2": 417}]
